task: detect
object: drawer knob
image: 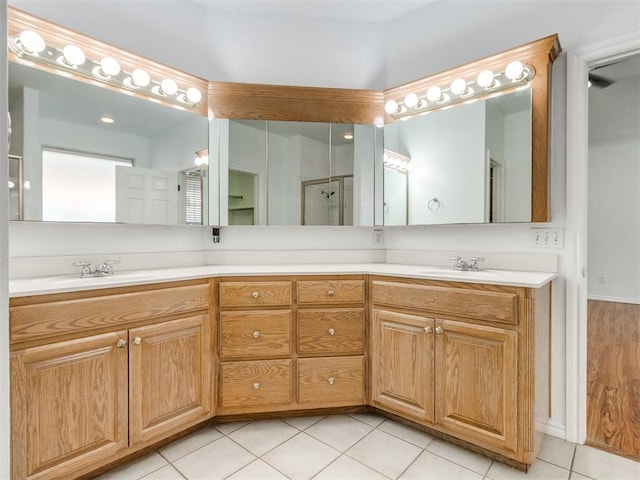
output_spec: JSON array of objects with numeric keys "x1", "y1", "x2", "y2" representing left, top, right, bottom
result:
[
  {"x1": 132, "y1": 336, "x2": 142, "y2": 345},
  {"x1": 424, "y1": 326, "x2": 433, "y2": 334},
  {"x1": 327, "y1": 290, "x2": 335, "y2": 297},
  {"x1": 116, "y1": 339, "x2": 127, "y2": 349},
  {"x1": 435, "y1": 326, "x2": 444, "y2": 334},
  {"x1": 252, "y1": 291, "x2": 260, "y2": 299},
  {"x1": 253, "y1": 330, "x2": 260, "y2": 338},
  {"x1": 253, "y1": 381, "x2": 261, "y2": 390},
  {"x1": 328, "y1": 377, "x2": 335, "y2": 385},
  {"x1": 328, "y1": 328, "x2": 335, "y2": 336}
]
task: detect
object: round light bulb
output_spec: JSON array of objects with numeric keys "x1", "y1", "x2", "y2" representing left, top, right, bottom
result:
[
  {"x1": 62, "y1": 44, "x2": 85, "y2": 66},
  {"x1": 426, "y1": 86, "x2": 442, "y2": 102},
  {"x1": 476, "y1": 70, "x2": 495, "y2": 88},
  {"x1": 8, "y1": 180, "x2": 15, "y2": 189},
  {"x1": 384, "y1": 99, "x2": 399, "y2": 114},
  {"x1": 404, "y1": 92, "x2": 420, "y2": 108},
  {"x1": 505, "y1": 61, "x2": 525, "y2": 80},
  {"x1": 450, "y1": 78, "x2": 468, "y2": 96},
  {"x1": 100, "y1": 56, "x2": 121, "y2": 77},
  {"x1": 160, "y1": 78, "x2": 178, "y2": 96},
  {"x1": 185, "y1": 87, "x2": 202, "y2": 104},
  {"x1": 19, "y1": 30, "x2": 45, "y2": 54},
  {"x1": 131, "y1": 68, "x2": 150, "y2": 87}
]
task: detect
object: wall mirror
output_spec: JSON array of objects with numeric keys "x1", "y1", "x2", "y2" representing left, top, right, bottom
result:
[
  {"x1": 217, "y1": 119, "x2": 377, "y2": 226},
  {"x1": 7, "y1": 7, "x2": 212, "y2": 226},
  {"x1": 382, "y1": 34, "x2": 561, "y2": 225},
  {"x1": 383, "y1": 88, "x2": 532, "y2": 225}
]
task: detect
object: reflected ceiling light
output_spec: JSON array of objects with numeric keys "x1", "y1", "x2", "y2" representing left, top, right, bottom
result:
[
  {"x1": 61, "y1": 44, "x2": 85, "y2": 67},
  {"x1": 94, "y1": 56, "x2": 121, "y2": 78},
  {"x1": 184, "y1": 87, "x2": 202, "y2": 105},
  {"x1": 194, "y1": 148, "x2": 209, "y2": 167},
  {"x1": 404, "y1": 92, "x2": 420, "y2": 108},
  {"x1": 18, "y1": 30, "x2": 45, "y2": 54},
  {"x1": 426, "y1": 86, "x2": 444, "y2": 102},
  {"x1": 343, "y1": 132, "x2": 354, "y2": 140},
  {"x1": 450, "y1": 78, "x2": 470, "y2": 96},
  {"x1": 23, "y1": 180, "x2": 31, "y2": 190},
  {"x1": 131, "y1": 68, "x2": 150, "y2": 87},
  {"x1": 384, "y1": 99, "x2": 399, "y2": 114},
  {"x1": 384, "y1": 59, "x2": 535, "y2": 120},
  {"x1": 100, "y1": 116, "x2": 115, "y2": 124},
  {"x1": 374, "y1": 116, "x2": 385, "y2": 128},
  {"x1": 8, "y1": 180, "x2": 16, "y2": 189},
  {"x1": 476, "y1": 69, "x2": 496, "y2": 88},
  {"x1": 383, "y1": 149, "x2": 411, "y2": 173}
]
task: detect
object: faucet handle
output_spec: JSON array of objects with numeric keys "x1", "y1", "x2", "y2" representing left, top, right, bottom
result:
[
  {"x1": 99, "y1": 259, "x2": 120, "y2": 275},
  {"x1": 73, "y1": 261, "x2": 93, "y2": 278},
  {"x1": 468, "y1": 257, "x2": 485, "y2": 271},
  {"x1": 447, "y1": 255, "x2": 462, "y2": 261}
]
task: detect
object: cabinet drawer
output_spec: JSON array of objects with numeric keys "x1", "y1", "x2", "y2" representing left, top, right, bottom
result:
[
  {"x1": 297, "y1": 279, "x2": 364, "y2": 305},
  {"x1": 221, "y1": 310, "x2": 292, "y2": 359},
  {"x1": 297, "y1": 356, "x2": 364, "y2": 406},
  {"x1": 10, "y1": 282, "x2": 210, "y2": 346},
  {"x1": 221, "y1": 360, "x2": 292, "y2": 409},
  {"x1": 297, "y1": 309, "x2": 364, "y2": 356},
  {"x1": 372, "y1": 281, "x2": 518, "y2": 325},
  {"x1": 220, "y1": 281, "x2": 292, "y2": 307}
]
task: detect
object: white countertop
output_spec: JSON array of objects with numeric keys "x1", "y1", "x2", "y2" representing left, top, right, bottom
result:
[{"x1": 9, "y1": 263, "x2": 558, "y2": 297}]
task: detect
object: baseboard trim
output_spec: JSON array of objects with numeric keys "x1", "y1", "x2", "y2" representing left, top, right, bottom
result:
[
  {"x1": 544, "y1": 420, "x2": 567, "y2": 440},
  {"x1": 587, "y1": 295, "x2": 640, "y2": 305}
]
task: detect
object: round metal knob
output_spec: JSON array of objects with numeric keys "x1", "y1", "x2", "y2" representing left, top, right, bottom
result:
[
  {"x1": 424, "y1": 326, "x2": 433, "y2": 334},
  {"x1": 327, "y1": 290, "x2": 335, "y2": 297},
  {"x1": 253, "y1": 330, "x2": 260, "y2": 338},
  {"x1": 253, "y1": 381, "x2": 260, "y2": 390},
  {"x1": 435, "y1": 326, "x2": 444, "y2": 334},
  {"x1": 132, "y1": 336, "x2": 142, "y2": 345},
  {"x1": 328, "y1": 377, "x2": 335, "y2": 385},
  {"x1": 252, "y1": 291, "x2": 260, "y2": 299},
  {"x1": 116, "y1": 339, "x2": 127, "y2": 349},
  {"x1": 328, "y1": 328, "x2": 335, "y2": 336}
]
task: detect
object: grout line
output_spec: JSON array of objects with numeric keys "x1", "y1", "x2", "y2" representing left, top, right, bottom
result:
[{"x1": 164, "y1": 463, "x2": 189, "y2": 480}]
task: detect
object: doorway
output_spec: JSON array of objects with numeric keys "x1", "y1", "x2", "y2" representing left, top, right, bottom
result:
[{"x1": 585, "y1": 54, "x2": 640, "y2": 459}]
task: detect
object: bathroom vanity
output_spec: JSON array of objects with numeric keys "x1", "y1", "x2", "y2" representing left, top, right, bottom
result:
[{"x1": 8, "y1": 266, "x2": 553, "y2": 479}]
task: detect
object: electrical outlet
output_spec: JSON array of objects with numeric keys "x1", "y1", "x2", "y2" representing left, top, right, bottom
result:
[
  {"x1": 598, "y1": 276, "x2": 606, "y2": 284},
  {"x1": 531, "y1": 228, "x2": 564, "y2": 248},
  {"x1": 373, "y1": 228, "x2": 384, "y2": 245}
]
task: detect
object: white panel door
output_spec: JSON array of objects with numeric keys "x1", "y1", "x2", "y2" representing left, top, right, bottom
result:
[{"x1": 116, "y1": 166, "x2": 178, "y2": 224}]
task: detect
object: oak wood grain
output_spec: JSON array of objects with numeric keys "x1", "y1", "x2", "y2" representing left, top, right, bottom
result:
[
  {"x1": 129, "y1": 314, "x2": 212, "y2": 446},
  {"x1": 220, "y1": 310, "x2": 292, "y2": 360},
  {"x1": 297, "y1": 279, "x2": 365, "y2": 305},
  {"x1": 219, "y1": 281, "x2": 293, "y2": 307},
  {"x1": 587, "y1": 300, "x2": 640, "y2": 460},
  {"x1": 297, "y1": 308, "x2": 365, "y2": 356},
  {"x1": 372, "y1": 280, "x2": 518, "y2": 325},
  {"x1": 11, "y1": 331, "x2": 128, "y2": 480},
  {"x1": 297, "y1": 356, "x2": 365, "y2": 406}
]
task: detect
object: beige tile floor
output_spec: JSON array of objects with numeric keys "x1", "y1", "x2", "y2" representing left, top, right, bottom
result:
[{"x1": 96, "y1": 413, "x2": 640, "y2": 480}]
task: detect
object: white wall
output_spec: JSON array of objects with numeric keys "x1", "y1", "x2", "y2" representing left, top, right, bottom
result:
[
  {"x1": 588, "y1": 138, "x2": 640, "y2": 302},
  {"x1": 504, "y1": 109, "x2": 532, "y2": 221},
  {"x1": 149, "y1": 115, "x2": 208, "y2": 172}
]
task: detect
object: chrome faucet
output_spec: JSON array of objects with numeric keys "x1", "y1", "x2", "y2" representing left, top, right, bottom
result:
[
  {"x1": 448, "y1": 256, "x2": 485, "y2": 272},
  {"x1": 73, "y1": 260, "x2": 120, "y2": 278}
]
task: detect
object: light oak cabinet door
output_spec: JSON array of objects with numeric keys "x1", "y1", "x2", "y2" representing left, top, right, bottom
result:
[
  {"x1": 129, "y1": 314, "x2": 211, "y2": 445},
  {"x1": 371, "y1": 309, "x2": 435, "y2": 422},
  {"x1": 10, "y1": 331, "x2": 129, "y2": 480},
  {"x1": 435, "y1": 319, "x2": 518, "y2": 453}
]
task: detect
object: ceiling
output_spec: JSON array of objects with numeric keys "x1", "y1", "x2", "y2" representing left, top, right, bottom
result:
[{"x1": 190, "y1": 0, "x2": 438, "y2": 23}]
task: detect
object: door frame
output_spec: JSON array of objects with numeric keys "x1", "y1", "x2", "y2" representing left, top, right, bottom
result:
[{"x1": 565, "y1": 31, "x2": 640, "y2": 444}]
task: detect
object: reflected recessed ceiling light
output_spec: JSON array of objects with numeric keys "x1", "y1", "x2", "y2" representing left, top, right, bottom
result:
[
  {"x1": 343, "y1": 132, "x2": 354, "y2": 140},
  {"x1": 100, "y1": 116, "x2": 115, "y2": 124}
]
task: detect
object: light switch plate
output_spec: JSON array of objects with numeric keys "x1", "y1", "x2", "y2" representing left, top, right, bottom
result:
[{"x1": 531, "y1": 228, "x2": 564, "y2": 248}]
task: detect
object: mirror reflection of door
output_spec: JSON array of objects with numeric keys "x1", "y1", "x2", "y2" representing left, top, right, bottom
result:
[
  {"x1": 228, "y1": 169, "x2": 258, "y2": 225},
  {"x1": 8, "y1": 154, "x2": 23, "y2": 220},
  {"x1": 586, "y1": 53, "x2": 640, "y2": 459},
  {"x1": 383, "y1": 166, "x2": 408, "y2": 226}
]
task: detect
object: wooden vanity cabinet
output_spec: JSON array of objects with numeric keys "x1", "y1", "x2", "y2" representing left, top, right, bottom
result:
[
  {"x1": 217, "y1": 276, "x2": 366, "y2": 415},
  {"x1": 9, "y1": 280, "x2": 213, "y2": 480},
  {"x1": 370, "y1": 276, "x2": 550, "y2": 465}
]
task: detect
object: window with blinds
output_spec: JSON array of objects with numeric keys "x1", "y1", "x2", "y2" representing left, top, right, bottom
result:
[{"x1": 184, "y1": 169, "x2": 203, "y2": 225}]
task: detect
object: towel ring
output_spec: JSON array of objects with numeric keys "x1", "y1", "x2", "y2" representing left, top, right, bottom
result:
[{"x1": 428, "y1": 197, "x2": 441, "y2": 212}]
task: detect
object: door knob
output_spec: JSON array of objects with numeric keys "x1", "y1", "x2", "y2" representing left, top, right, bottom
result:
[
  {"x1": 253, "y1": 381, "x2": 261, "y2": 390},
  {"x1": 116, "y1": 339, "x2": 127, "y2": 348},
  {"x1": 327, "y1": 290, "x2": 335, "y2": 297},
  {"x1": 328, "y1": 328, "x2": 335, "y2": 336},
  {"x1": 252, "y1": 291, "x2": 260, "y2": 298},
  {"x1": 424, "y1": 326, "x2": 433, "y2": 334},
  {"x1": 253, "y1": 330, "x2": 260, "y2": 338}
]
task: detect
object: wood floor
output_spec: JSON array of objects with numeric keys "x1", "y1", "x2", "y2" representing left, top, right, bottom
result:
[{"x1": 587, "y1": 299, "x2": 640, "y2": 460}]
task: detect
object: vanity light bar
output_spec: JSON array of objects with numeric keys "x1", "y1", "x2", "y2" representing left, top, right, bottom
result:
[
  {"x1": 8, "y1": 29, "x2": 203, "y2": 109},
  {"x1": 385, "y1": 61, "x2": 535, "y2": 120},
  {"x1": 383, "y1": 149, "x2": 411, "y2": 173}
]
